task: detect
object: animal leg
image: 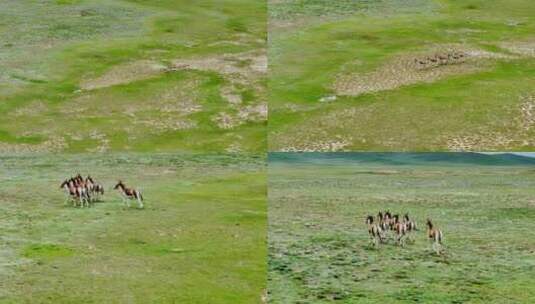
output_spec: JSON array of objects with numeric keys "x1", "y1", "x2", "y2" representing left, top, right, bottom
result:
[
  {"x1": 369, "y1": 236, "x2": 377, "y2": 248},
  {"x1": 432, "y1": 242, "x2": 439, "y2": 255}
]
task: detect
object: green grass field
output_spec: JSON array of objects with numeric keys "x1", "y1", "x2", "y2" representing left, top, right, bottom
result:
[
  {"x1": 268, "y1": 153, "x2": 535, "y2": 303},
  {"x1": 268, "y1": 0, "x2": 535, "y2": 151},
  {"x1": 0, "y1": 0, "x2": 266, "y2": 153},
  {"x1": 0, "y1": 153, "x2": 266, "y2": 303}
]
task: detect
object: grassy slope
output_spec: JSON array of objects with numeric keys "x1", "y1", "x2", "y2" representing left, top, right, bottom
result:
[
  {"x1": 0, "y1": 0, "x2": 266, "y2": 153},
  {"x1": 0, "y1": 154, "x2": 266, "y2": 303},
  {"x1": 268, "y1": 0, "x2": 535, "y2": 151},
  {"x1": 268, "y1": 157, "x2": 535, "y2": 303}
]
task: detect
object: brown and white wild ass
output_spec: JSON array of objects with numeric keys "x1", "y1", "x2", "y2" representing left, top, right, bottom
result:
[
  {"x1": 366, "y1": 215, "x2": 384, "y2": 247},
  {"x1": 85, "y1": 175, "x2": 104, "y2": 201},
  {"x1": 114, "y1": 181, "x2": 144, "y2": 208},
  {"x1": 392, "y1": 214, "x2": 408, "y2": 246},
  {"x1": 377, "y1": 211, "x2": 389, "y2": 232},
  {"x1": 426, "y1": 218, "x2": 443, "y2": 255},
  {"x1": 60, "y1": 177, "x2": 90, "y2": 207},
  {"x1": 403, "y1": 213, "x2": 418, "y2": 242}
]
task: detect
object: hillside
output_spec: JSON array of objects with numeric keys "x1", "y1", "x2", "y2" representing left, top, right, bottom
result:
[
  {"x1": 268, "y1": 0, "x2": 535, "y2": 151},
  {"x1": 0, "y1": 0, "x2": 266, "y2": 153}
]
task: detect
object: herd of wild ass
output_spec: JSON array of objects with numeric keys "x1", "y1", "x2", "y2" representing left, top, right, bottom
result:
[
  {"x1": 413, "y1": 51, "x2": 466, "y2": 69},
  {"x1": 60, "y1": 174, "x2": 144, "y2": 209},
  {"x1": 366, "y1": 211, "x2": 443, "y2": 255}
]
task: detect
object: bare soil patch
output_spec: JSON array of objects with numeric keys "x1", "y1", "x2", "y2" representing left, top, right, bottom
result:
[
  {"x1": 133, "y1": 116, "x2": 198, "y2": 132},
  {"x1": 500, "y1": 41, "x2": 535, "y2": 57},
  {"x1": 166, "y1": 50, "x2": 269, "y2": 129},
  {"x1": 80, "y1": 60, "x2": 167, "y2": 90},
  {"x1": 171, "y1": 50, "x2": 267, "y2": 83},
  {"x1": 276, "y1": 131, "x2": 352, "y2": 152},
  {"x1": 0, "y1": 136, "x2": 67, "y2": 153},
  {"x1": 333, "y1": 45, "x2": 513, "y2": 97},
  {"x1": 9, "y1": 101, "x2": 48, "y2": 117},
  {"x1": 212, "y1": 103, "x2": 267, "y2": 129}
]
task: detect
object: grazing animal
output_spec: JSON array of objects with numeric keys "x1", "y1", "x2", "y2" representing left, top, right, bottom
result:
[
  {"x1": 114, "y1": 181, "x2": 144, "y2": 208},
  {"x1": 392, "y1": 214, "x2": 407, "y2": 246},
  {"x1": 366, "y1": 215, "x2": 384, "y2": 247},
  {"x1": 426, "y1": 218, "x2": 443, "y2": 255}
]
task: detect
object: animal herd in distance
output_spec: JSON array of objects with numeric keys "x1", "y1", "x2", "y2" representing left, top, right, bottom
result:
[
  {"x1": 413, "y1": 51, "x2": 466, "y2": 69},
  {"x1": 60, "y1": 174, "x2": 144, "y2": 209},
  {"x1": 366, "y1": 211, "x2": 444, "y2": 255}
]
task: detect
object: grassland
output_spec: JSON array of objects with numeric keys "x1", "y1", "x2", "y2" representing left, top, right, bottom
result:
[
  {"x1": 269, "y1": 0, "x2": 535, "y2": 151},
  {"x1": 0, "y1": 153, "x2": 266, "y2": 303},
  {"x1": 0, "y1": 0, "x2": 266, "y2": 153},
  {"x1": 268, "y1": 153, "x2": 535, "y2": 303}
]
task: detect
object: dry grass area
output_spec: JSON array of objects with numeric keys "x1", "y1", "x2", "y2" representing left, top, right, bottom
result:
[
  {"x1": 170, "y1": 50, "x2": 268, "y2": 131},
  {"x1": 80, "y1": 60, "x2": 168, "y2": 90},
  {"x1": 0, "y1": 136, "x2": 67, "y2": 153},
  {"x1": 271, "y1": 92, "x2": 535, "y2": 152},
  {"x1": 277, "y1": 136, "x2": 352, "y2": 152},
  {"x1": 446, "y1": 94, "x2": 535, "y2": 151},
  {"x1": 171, "y1": 50, "x2": 267, "y2": 82},
  {"x1": 501, "y1": 40, "x2": 535, "y2": 56}
]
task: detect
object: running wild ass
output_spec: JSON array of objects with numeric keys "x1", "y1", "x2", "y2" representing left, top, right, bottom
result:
[
  {"x1": 114, "y1": 181, "x2": 144, "y2": 208},
  {"x1": 85, "y1": 175, "x2": 104, "y2": 201},
  {"x1": 392, "y1": 214, "x2": 408, "y2": 246},
  {"x1": 60, "y1": 177, "x2": 90, "y2": 207},
  {"x1": 366, "y1": 215, "x2": 384, "y2": 247},
  {"x1": 426, "y1": 218, "x2": 443, "y2": 255}
]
